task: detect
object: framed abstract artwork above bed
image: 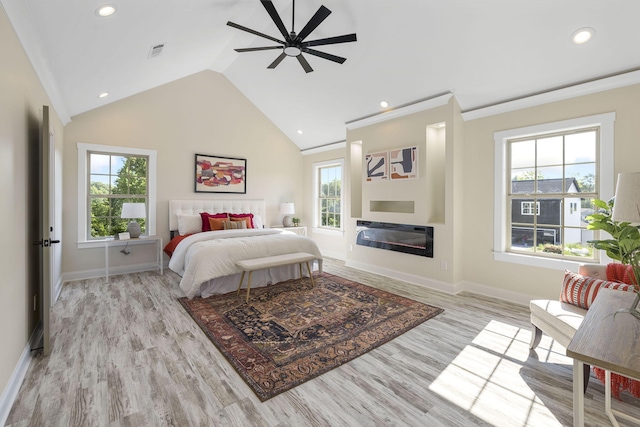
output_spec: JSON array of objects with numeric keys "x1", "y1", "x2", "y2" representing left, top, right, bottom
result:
[{"x1": 195, "y1": 153, "x2": 246, "y2": 193}]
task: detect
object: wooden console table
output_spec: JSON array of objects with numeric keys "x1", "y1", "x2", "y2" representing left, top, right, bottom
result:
[{"x1": 566, "y1": 288, "x2": 640, "y2": 427}]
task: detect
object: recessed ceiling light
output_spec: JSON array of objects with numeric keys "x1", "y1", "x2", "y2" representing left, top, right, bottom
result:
[
  {"x1": 297, "y1": 129, "x2": 303, "y2": 135},
  {"x1": 380, "y1": 101, "x2": 389, "y2": 108},
  {"x1": 98, "y1": 92, "x2": 109, "y2": 98},
  {"x1": 96, "y1": 5, "x2": 116, "y2": 17},
  {"x1": 572, "y1": 27, "x2": 595, "y2": 44}
]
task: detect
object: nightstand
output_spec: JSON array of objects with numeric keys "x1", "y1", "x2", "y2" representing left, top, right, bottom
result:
[
  {"x1": 270, "y1": 226, "x2": 307, "y2": 237},
  {"x1": 104, "y1": 235, "x2": 163, "y2": 282}
]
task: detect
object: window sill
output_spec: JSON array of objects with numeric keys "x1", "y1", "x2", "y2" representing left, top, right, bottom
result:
[
  {"x1": 78, "y1": 237, "x2": 156, "y2": 249},
  {"x1": 493, "y1": 251, "x2": 602, "y2": 271}
]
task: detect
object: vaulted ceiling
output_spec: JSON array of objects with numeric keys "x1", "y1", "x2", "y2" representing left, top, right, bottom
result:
[{"x1": 5, "y1": 0, "x2": 640, "y2": 150}]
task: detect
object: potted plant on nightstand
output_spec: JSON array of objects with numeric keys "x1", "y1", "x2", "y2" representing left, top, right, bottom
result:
[{"x1": 292, "y1": 217, "x2": 300, "y2": 227}]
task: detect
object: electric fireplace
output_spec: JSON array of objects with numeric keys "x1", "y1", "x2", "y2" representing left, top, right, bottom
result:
[{"x1": 356, "y1": 220, "x2": 433, "y2": 257}]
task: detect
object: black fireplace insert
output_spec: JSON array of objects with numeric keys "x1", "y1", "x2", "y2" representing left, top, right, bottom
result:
[{"x1": 356, "y1": 220, "x2": 433, "y2": 257}]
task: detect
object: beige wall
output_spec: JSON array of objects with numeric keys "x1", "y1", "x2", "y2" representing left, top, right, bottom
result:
[
  {"x1": 62, "y1": 70, "x2": 304, "y2": 276},
  {"x1": 463, "y1": 84, "x2": 640, "y2": 300},
  {"x1": 344, "y1": 100, "x2": 463, "y2": 288},
  {"x1": 0, "y1": 4, "x2": 64, "y2": 401}
]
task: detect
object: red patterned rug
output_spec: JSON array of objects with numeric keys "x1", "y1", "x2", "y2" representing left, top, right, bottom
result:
[{"x1": 178, "y1": 272, "x2": 443, "y2": 401}]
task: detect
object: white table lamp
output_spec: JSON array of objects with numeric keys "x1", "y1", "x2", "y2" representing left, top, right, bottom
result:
[
  {"x1": 612, "y1": 172, "x2": 640, "y2": 224},
  {"x1": 280, "y1": 202, "x2": 295, "y2": 227},
  {"x1": 121, "y1": 202, "x2": 146, "y2": 238}
]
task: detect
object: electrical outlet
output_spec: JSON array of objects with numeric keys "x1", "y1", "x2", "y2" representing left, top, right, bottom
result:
[
  {"x1": 350, "y1": 244, "x2": 354, "y2": 252},
  {"x1": 33, "y1": 294, "x2": 37, "y2": 311},
  {"x1": 440, "y1": 260, "x2": 448, "y2": 270}
]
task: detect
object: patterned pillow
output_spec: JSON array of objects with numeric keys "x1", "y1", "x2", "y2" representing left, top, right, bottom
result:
[
  {"x1": 229, "y1": 213, "x2": 254, "y2": 228},
  {"x1": 208, "y1": 217, "x2": 228, "y2": 231},
  {"x1": 560, "y1": 270, "x2": 636, "y2": 309},
  {"x1": 222, "y1": 220, "x2": 247, "y2": 230}
]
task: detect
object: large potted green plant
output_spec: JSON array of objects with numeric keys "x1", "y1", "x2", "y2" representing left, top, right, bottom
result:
[{"x1": 587, "y1": 198, "x2": 640, "y2": 318}]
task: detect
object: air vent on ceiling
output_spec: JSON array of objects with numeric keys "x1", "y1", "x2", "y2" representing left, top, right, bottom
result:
[{"x1": 148, "y1": 43, "x2": 165, "y2": 59}]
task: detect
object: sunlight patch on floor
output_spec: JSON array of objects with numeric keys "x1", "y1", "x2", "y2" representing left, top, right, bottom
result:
[{"x1": 429, "y1": 320, "x2": 564, "y2": 427}]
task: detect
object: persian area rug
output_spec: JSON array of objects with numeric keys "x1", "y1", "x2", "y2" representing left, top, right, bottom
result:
[{"x1": 178, "y1": 273, "x2": 443, "y2": 401}]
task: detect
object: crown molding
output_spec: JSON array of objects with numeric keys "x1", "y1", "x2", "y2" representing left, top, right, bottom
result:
[
  {"x1": 345, "y1": 93, "x2": 453, "y2": 130},
  {"x1": 301, "y1": 141, "x2": 347, "y2": 156},
  {"x1": 462, "y1": 69, "x2": 640, "y2": 121}
]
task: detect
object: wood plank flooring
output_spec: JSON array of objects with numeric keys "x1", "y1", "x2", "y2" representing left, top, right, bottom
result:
[{"x1": 6, "y1": 258, "x2": 639, "y2": 426}]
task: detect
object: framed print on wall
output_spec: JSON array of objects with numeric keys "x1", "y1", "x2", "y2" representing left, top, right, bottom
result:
[
  {"x1": 365, "y1": 151, "x2": 388, "y2": 182},
  {"x1": 195, "y1": 153, "x2": 246, "y2": 193},
  {"x1": 389, "y1": 146, "x2": 418, "y2": 180}
]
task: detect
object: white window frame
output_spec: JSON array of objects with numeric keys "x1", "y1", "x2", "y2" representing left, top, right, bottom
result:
[
  {"x1": 77, "y1": 143, "x2": 157, "y2": 249},
  {"x1": 312, "y1": 158, "x2": 344, "y2": 235},
  {"x1": 494, "y1": 112, "x2": 615, "y2": 270},
  {"x1": 520, "y1": 201, "x2": 540, "y2": 216}
]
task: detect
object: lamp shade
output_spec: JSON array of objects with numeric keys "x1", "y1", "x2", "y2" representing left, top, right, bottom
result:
[
  {"x1": 612, "y1": 172, "x2": 640, "y2": 224},
  {"x1": 280, "y1": 202, "x2": 295, "y2": 215},
  {"x1": 121, "y1": 202, "x2": 146, "y2": 219}
]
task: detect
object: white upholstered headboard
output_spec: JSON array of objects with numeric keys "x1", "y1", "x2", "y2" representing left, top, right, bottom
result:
[{"x1": 169, "y1": 199, "x2": 266, "y2": 231}]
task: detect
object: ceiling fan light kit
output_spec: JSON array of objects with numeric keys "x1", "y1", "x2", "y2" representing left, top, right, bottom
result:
[{"x1": 227, "y1": 0, "x2": 357, "y2": 73}]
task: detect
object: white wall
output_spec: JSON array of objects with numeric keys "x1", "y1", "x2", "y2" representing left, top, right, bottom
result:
[{"x1": 62, "y1": 70, "x2": 304, "y2": 278}]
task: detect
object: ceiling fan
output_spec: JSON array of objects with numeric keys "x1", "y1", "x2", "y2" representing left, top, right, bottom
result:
[{"x1": 227, "y1": 0, "x2": 357, "y2": 73}]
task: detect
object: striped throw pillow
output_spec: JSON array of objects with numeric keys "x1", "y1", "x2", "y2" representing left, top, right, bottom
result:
[{"x1": 560, "y1": 270, "x2": 636, "y2": 309}]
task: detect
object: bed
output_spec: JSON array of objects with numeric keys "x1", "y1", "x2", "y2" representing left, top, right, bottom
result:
[{"x1": 167, "y1": 199, "x2": 323, "y2": 299}]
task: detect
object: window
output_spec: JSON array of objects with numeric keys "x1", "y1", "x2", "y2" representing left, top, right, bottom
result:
[
  {"x1": 521, "y1": 201, "x2": 540, "y2": 216},
  {"x1": 494, "y1": 113, "x2": 615, "y2": 269},
  {"x1": 313, "y1": 159, "x2": 344, "y2": 231},
  {"x1": 77, "y1": 143, "x2": 157, "y2": 248}
]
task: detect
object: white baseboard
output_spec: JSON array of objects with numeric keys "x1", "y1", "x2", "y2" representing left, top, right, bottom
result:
[
  {"x1": 345, "y1": 259, "x2": 461, "y2": 294},
  {"x1": 53, "y1": 275, "x2": 63, "y2": 304},
  {"x1": 345, "y1": 260, "x2": 532, "y2": 306},
  {"x1": 0, "y1": 326, "x2": 41, "y2": 426},
  {"x1": 320, "y1": 250, "x2": 346, "y2": 262},
  {"x1": 61, "y1": 262, "x2": 164, "y2": 283}
]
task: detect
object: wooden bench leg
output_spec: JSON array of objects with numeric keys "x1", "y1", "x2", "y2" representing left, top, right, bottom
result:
[
  {"x1": 236, "y1": 271, "x2": 246, "y2": 296},
  {"x1": 306, "y1": 261, "x2": 314, "y2": 286},
  {"x1": 245, "y1": 271, "x2": 253, "y2": 303}
]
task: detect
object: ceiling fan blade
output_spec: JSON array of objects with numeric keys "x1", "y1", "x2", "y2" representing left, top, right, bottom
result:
[
  {"x1": 296, "y1": 5, "x2": 331, "y2": 42},
  {"x1": 304, "y1": 33, "x2": 357, "y2": 47},
  {"x1": 297, "y1": 54, "x2": 314, "y2": 73},
  {"x1": 267, "y1": 52, "x2": 287, "y2": 69},
  {"x1": 235, "y1": 46, "x2": 283, "y2": 52},
  {"x1": 227, "y1": 21, "x2": 284, "y2": 45},
  {"x1": 304, "y1": 48, "x2": 346, "y2": 64},
  {"x1": 261, "y1": 0, "x2": 291, "y2": 41}
]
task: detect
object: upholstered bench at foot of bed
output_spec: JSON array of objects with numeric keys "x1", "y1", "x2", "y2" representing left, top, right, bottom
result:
[{"x1": 236, "y1": 252, "x2": 317, "y2": 302}]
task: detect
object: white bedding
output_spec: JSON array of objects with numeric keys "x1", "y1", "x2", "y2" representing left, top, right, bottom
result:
[{"x1": 169, "y1": 228, "x2": 323, "y2": 298}]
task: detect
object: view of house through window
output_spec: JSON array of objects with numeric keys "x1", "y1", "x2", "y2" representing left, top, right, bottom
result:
[
  {"x1": 89, "y1": 152, "x2": 148, "y2": 238},
  {"x1": 318, "y1": 163, "x2": 342, "y2": 229},
  {"x1": 508, "y1": 128, "x2": 597, "y2": 259}
]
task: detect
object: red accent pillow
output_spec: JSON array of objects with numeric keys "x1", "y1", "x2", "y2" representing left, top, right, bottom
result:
[
  {"x1": 200, "y1": 212, "x2": 228, "y2": 231},
  {"x1": 560, "y1": 270, "x2": 636, "y2": 309},
  {"x1": 163, "y1": 234, "x2": 191, "y2": 257},
  {"x1": 606, "y1": 263, "x2": 637, "y2": 285},
  {"x1": 229, "y1": 213, "x2": 254, "y2": 229}
]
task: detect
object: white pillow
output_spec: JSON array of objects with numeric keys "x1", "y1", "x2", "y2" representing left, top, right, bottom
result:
[{"x1": 177, "y1": 213, "x2": 202, "y2": 235}]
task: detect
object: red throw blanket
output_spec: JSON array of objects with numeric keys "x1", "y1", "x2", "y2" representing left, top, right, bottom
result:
[{"x1": 593, "y1": 263, "x2": 640, "y2": 399}]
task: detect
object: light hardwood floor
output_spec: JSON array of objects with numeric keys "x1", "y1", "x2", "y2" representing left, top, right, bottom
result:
[{"x1": 6, "y1": 258, "x2": 639, "y2": 426}]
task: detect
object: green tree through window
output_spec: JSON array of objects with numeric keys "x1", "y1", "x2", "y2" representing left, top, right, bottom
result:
[
  {"x1": 318, "y1": 164, "x2": 342, "y2": 229},
  {"x1": 89, "y1": 154, "x2": 148, "y2": 238}
]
